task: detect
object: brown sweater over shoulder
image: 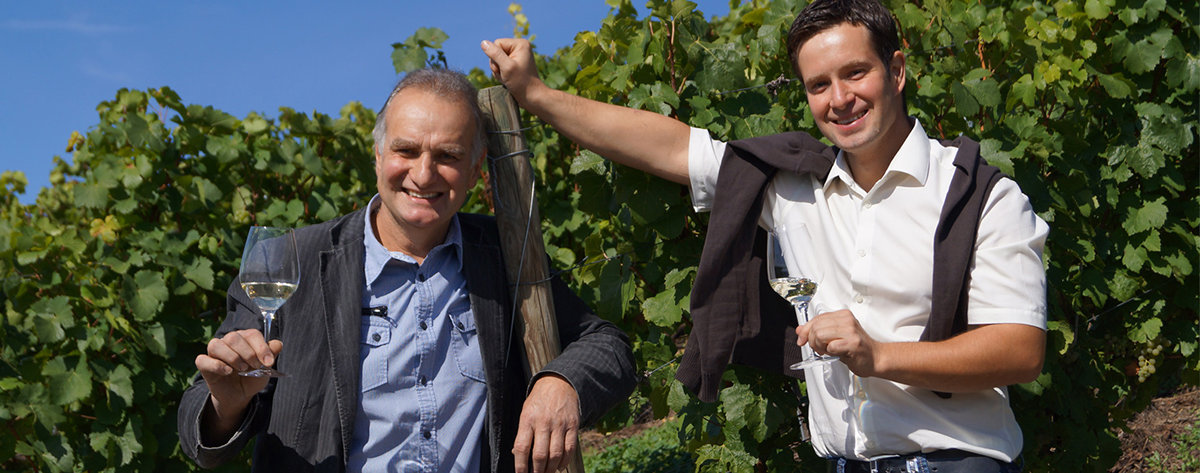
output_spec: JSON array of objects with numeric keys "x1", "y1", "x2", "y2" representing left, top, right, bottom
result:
[{"x1": 675, "y1": 131, "x2": 1002, "y2": 402}]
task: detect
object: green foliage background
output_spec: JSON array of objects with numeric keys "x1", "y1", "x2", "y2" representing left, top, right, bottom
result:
[{"x1": 1, "y1": 0, "x2": 1196, "y2": 471}]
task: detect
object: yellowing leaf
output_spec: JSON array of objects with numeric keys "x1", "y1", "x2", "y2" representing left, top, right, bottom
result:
[
  {"x1": 66, "y1": 130, "x2": 85, "y2": 152},
  {"x1": 89, "y1": 215, "x2": 121, "y2": 244}
]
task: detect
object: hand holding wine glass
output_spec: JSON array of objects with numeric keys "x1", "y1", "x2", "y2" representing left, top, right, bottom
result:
[
  {"x1": 767, "y1": 224, "x2": 838, "y2": 370},
  {"x1": 236, "y1": 226, "x2": 299, "y2": 377}
]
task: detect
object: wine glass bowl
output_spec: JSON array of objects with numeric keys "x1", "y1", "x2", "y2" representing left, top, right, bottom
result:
[
  {"x1": 237, "y1": 226, "x2": 299, "y2": 378},
  {"x1": 766, "y1": 224, "x2": 838, "y2": 370}
]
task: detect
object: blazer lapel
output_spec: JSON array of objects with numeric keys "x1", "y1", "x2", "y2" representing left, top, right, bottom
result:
[
  {"x1": 458, "y1": 214, "x2": 513, "y2": 473},
  {"x1": 319, "y1": 208, "x2": 367, "y2": 462}
]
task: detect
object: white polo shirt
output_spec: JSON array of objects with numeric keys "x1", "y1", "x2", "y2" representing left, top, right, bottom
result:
[{"x1": 687, "y1": 120, "x2": 1048, "y2": 462}]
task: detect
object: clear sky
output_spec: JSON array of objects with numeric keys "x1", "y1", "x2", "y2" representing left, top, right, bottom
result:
[{"x1": 1, "y1": 0, "x2": 729, "y2": 204}]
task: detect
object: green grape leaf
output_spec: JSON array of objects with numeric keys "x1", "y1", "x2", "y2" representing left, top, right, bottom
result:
[
  {"x1": 1096, "y1": 73, "x2": 1133, "y2": 99},
  {"x1": 127, "y1": 270, "x2": 168, "y2": 322},
  {"x1": 1165, "y1": 54, "x2": 1200, "y2": 91},
  {"x1": 951, "y1": 82, "x2": 979, "y2": 117},
  {"x1": 720, "y1": 383, "x2": 769, "y2": 442},
  {"x1": 184, "y1": 257, "x2": 215, "y2": 291},
  {"x1": 242, "y1": 115, "x2": 270, "y2": 135},
  {"x1": 143, "y1": 323, "x2": 169, "y2": 357},
  {"x1": 570, "y1": 150, "x2": 607, "y2": 176},
  {"x1": 74, "y1": 182, "x2": 110, "y2": 209},
  {"x1": 692, "y1": 42, "x2": 745, "y2": 94},
  {"x1": 1047, "y1": 320, "x2": 1075, "y2": 354},
  {"x1": 1137, "y1": 103, "x2": 1192, "y2": 156},
  {"x1": 205, "y1": 135, "x2": 243, "y2": 164},
  {"x1": 1007, "y1": 74, "x2": 1036, "y2": 108},
  {"x1": 1179, "y1": 338, "x2": 1197, "y2": 357},
  {"x1": 1084, "y1": 0, "x2": 1112, "y2": 19},
  {"x1": 48, "y1": 359, "x2": 92, "y2": 405},
  {"x1": 643, "y1": 287, "x2": 682, "y2": 327},
  {"x1": 1128, "y1": 317, "x2": 1162, "y2": 344},
  {"x1": 1122, "y1": 197, "x2": 1168, "y2": 235},
  {"x1": 106, "y1": 365, "x2": 135, "y2": 405},
  {"x1": 694, "y1": 444, "x2": 757, "y2": 473},
  {"x1": 1122, "y1": 242, "x2": 1147, "y2": 272},
  {"x1": 28, "y1": 296, "x2": 72, "y2": 343},
  {"x1": 965, "y1": 76, "x2": 1001, "y2": 108}
]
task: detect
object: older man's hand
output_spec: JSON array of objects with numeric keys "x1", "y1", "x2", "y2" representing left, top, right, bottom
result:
[
  {"x1": 512, "y1": 374, "x2": 581, "y2": 473},
  {"x1": 194, "y1": 329, "x2": 282, "y2": 444}
]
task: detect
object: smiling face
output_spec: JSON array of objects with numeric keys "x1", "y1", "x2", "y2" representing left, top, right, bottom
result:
[
  {"x1": 795, "y1": 22, "x2": 909, "y2": 164},
  {"x1": 373, "y1": 87, "x2": 483, "y2": 256}
]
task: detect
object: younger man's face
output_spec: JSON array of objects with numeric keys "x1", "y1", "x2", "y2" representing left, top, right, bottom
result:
[{"x1": 795, "y1": 22, "x2": 908, "y2": 160}]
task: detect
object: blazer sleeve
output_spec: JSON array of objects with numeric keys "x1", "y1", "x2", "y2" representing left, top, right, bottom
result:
[
  {"x1": 177, "y1": 279, "x2": 274, "y2": 468},
  {"x1": 536, "y1": 274, "x2": 637, "y2": 427}
]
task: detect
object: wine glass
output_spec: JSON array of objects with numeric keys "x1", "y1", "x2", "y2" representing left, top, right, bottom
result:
[
  {"x1": 237, "y1": 226, "x2": 299, "y2": 377},
  {"x1": 766, "y1": 224, "x2": 838, "y2": 370}
]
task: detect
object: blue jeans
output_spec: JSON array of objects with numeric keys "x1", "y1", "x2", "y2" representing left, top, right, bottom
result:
[{"x1": 827, "y1": 450, "x2": 1023, "y2": 473}]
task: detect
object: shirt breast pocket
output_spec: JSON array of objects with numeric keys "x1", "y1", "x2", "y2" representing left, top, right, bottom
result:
[
  {"x1": 448, "y1": 306, "x2": 486, "y2": 383},
  {"x1": 360, "y1": 317, "x2": 391, "y2": 392}
]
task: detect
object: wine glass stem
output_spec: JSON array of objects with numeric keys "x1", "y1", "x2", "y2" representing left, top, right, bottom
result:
[
  {"x1": 794, "y1": 300, "x2": 809, "y2": 323},
  {"x1": 261, "y1": 309, "x2": 277, "y2": 341},
  {"x1": 794, "y1": 301, "x2": 814, "y2": 359}
]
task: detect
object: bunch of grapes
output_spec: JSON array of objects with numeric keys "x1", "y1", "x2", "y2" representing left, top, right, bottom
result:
[{"x1": 1135, "y1": 341, "x2": 1166, "y2": 383}]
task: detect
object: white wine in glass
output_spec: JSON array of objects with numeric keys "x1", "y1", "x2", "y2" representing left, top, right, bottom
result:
[
  {"x1": 767, "y1": 225, "x2": 838, "y2": 370},
  {"x1": 237, "y1": 226, "x2": 299, "y2": 378}
]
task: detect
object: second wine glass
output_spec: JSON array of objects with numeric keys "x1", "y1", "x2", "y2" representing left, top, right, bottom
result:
[
  {"x1": 766, "y1": 224, "x2": 838, "y2": 370},
  {"x1": 237, "y1": 226, "x2": 299, "y2": 378}
]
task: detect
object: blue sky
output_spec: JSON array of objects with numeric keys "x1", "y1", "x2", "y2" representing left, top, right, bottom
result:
[{"x1": 1, "y1": 1, "x2": 729, "y2": 204}]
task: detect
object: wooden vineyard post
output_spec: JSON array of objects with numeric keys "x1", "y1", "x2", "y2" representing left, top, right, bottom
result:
[{"x1": 478, "y1": 86, "x2": 586, "y2": 473}]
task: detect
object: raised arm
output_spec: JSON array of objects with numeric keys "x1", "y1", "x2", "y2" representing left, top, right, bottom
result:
[{"x1": 481, "y1": 38, "x2": 692, "y2": 185}]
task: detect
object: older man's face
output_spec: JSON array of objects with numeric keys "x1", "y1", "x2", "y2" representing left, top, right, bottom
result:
[{"x1": 373, "y1": 88, "x2": 482, "y2": 248}]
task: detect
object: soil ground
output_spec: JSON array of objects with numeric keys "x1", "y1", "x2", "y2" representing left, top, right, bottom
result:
[{"x1": 1112, "y1": 387, "x2": 1199, "y2": 472}]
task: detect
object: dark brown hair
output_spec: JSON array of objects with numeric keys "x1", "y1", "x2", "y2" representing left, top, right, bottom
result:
[{"x1": 785, "y1": 0, "x2": 902, "y2": 79}]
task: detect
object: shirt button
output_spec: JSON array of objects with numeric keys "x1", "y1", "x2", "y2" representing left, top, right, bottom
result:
[
  {"x1": 423, "y1": 431, "x2": 432, "y2": 439},
  {"x1": 863, "y1": 202, "x2": 873, "y2": 209},
  {"x1": 855, "y1": 294, "x2": 865, "y2": 304},
  {"x1": 371, "y1": 333, "x2": 381, "y2": 342},
  {"x1": 419, "y1": 321, "x2": 428, "y2": 330},
  {"x1": 419, "y1": 375, "x2": 428, "y2": 386},
  {"x1": 456, "y1": 322, "x2": 465, "y2": 331},
  {"x1": 857, "y1": 249, "x2": 866, "y2": 257}
]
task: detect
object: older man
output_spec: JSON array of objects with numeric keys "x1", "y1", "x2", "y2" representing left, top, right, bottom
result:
[{"x1": 178, "y1": 68, "x2": 636, "y2": 473}]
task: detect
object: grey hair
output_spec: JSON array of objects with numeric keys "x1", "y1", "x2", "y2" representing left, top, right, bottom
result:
[{"x1": 372, "y1": 68, "x2": 487, "y2": 163}]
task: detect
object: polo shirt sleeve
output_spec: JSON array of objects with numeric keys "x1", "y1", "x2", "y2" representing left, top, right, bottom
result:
[
  {"x1": 687, "y1": 127, "x2": 727, "y2": 213},
  {"x1": 967, "y1": 176, "x2": 1050, "y2": 329}
]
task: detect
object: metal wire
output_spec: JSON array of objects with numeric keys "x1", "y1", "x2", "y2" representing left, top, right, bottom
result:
[{"x1": 488, "y1": 149, "x2": 532, "y2": 163}]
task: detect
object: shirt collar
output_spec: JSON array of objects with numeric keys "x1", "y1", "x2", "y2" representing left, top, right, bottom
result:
[
  {"x1": 362, "y1": 194, "x2": 464, "y2": 285},
  {"x1": 823, "y1": 118, "x2": 932, "y2": 191}
]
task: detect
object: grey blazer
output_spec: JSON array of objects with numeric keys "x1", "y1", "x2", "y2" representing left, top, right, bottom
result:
[{"x1": 178, "y1": 209, "x2": 637, "y2": 472}]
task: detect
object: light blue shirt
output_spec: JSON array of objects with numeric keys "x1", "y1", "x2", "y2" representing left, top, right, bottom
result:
[{"x1": 347, "y1": 196, "x2": 488, "y2": 473}]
